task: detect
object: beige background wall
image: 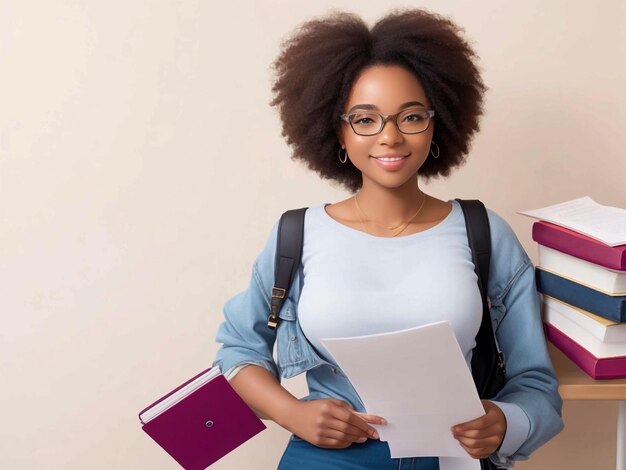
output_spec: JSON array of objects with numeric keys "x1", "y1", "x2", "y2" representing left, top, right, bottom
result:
[{"x1": 1, "y1": 1, "x2": 625, "y2": 468}]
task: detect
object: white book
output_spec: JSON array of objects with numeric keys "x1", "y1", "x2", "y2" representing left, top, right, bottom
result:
[
  {"x1": 543, "y1": 296, "x2": 626, "y2": 343},
  {"x1": 543, "y1": 298, "x2": 626, "y2": 357},
  {"x1": 538, "y1": 245, "x2": 626, "y2": 295},
  {"x1": 518, "y1": 196, "x2": 626, "y2": 247}
]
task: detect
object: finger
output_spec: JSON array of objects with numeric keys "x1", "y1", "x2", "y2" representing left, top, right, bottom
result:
[
  {"x1": 453, "y1": 421, "x2": 503, "y2": 439},
  {"x1": 329, "y1": 401, "x2": 382, "y2": 439},
  {"x1": 460, "y1": 443, "x2": 495, "y2": 459},
  {"x1": 344, "y1": 412, "x2": 381, "y2": 439},
  {"x1": 452, "y1": 410, "x2": 499, "y2": 433},
  {"x1": 320, "y1": 424, "x2": 369, "y2": 443},
  {"x1": 326, "y1": 417, "x2": 378, "y2": 441},
  {"x1": 456, "y1": 436, "x2": 500, "y2": 449},
  {"x1": 458, "y1": 441, "x2": 491, "y2": 459},
  {"x1": 316, "y1": 436, "x2": 354, "y2": 449},
  {"x1": 354, "y1": 411, "x2": 387, "y2": 425},
  {"x1": 301, "y1": 423, "x2": 362, "y2": 448},
  {"x1": 319, "y1": 400, "x2": 363, "y2": 429},
  {"x1": 455, "y1": 433, "x2": 501, "y2": 451},
  {"x1": 310, "y1": 401, "x2": 370, "y2": 441},
  {"x1": 329, "y1": 404, "x2": 379, "y2": 438}
]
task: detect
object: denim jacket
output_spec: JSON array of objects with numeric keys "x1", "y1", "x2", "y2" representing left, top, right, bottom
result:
[{"x1": 213, "y1": 205, "x2": 564, "y2": 466}]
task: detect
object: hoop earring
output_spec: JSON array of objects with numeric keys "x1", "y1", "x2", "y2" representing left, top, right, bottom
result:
[
  {"x1": 338, "y1": 148, "x2": 348, "y2": 164},
  {"x1": 430, "y1": 141, "x2": 440, "y2": 159}
]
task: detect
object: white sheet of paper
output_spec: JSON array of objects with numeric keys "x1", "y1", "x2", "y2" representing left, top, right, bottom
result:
[
  {"x1": 518, "y1": 196, "x2": 626, "y2": 246},
  {"x1": 321, "y1": 320, "x2": 484, "y2": 467}
]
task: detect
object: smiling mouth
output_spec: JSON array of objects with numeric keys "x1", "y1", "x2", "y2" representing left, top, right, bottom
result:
[
  {"x1": 371, "y1": 155, "x2": 410, "y2": 162},
  {"x1": 375, "y1": 156, "x2": 405, "y2": 162}
]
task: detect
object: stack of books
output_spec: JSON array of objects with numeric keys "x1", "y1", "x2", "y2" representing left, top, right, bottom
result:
[{"x1": 520, "y1": 197, "x2": 626, "y2": 379}]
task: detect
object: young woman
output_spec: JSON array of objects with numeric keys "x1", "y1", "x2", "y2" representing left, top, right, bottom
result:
[{"x1": 213, "y1": 9, "x2": 563, "y2": 469}]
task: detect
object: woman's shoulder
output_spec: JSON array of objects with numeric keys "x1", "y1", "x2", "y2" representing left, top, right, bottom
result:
[
  {"x1": 485, "y1": 207, "x2": 517, "y2": 240},
  {"x1": 481, "y1": 205, "x2": 533, "y2": 294},
  {"x1": 256, "y1": 204, "x2": 327, "y2": 259},
  {"x1": 451, "y1": 199, "x2": 520, "y2": 246},
  {"x1": 483, "y1": 206, "x2": 526, "y2": 255}
]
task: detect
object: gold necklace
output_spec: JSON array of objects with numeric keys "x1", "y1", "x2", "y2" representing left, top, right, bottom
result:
[{"x1": 353, "y1": 192, "x2": 427, "y2": 237}]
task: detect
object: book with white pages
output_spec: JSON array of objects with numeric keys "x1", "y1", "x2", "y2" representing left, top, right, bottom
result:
[
  {"x1": 538, "y1": 245, "x2": 626, "y2": 295},
  {"x1": 518, "y1": 196, "x2": 626, "y2": 247},
  {"x1": 137, "y1": 367, "x2": 266, "y2": 469},
  {"x1": 543, "y1": 295, "x2": 626, "y2": 343},
  {"x1": 543, "y1": 298, "x2": 626, "y2": 357}
]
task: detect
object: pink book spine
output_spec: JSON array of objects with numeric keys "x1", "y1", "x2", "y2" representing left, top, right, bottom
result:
[
  {"x1": 544, "y1": 322, "x2": 626, "y2": 379},
  {"x1": 533, "y1": 221, "x2": 626, "y2": 271}
]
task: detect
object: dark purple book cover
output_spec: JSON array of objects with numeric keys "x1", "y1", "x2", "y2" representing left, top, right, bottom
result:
[
  {"x1": 544, "y1": 322, "x2": 626, "y2": 380},
  {"x1": 140, "y1": 371, "x2": 266, "y2": 469},
  {"x1": 533, "y1": 221, "x2": 626, "y2": 271}
]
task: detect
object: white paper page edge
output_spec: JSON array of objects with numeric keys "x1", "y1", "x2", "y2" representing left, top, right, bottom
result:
[{"x1": 517, "y1": 196, "x2": 626, "y2": 246}]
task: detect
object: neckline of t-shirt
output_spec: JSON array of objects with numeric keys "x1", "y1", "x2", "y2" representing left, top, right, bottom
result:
[{"x1": 318, "y1": 199, "x2": 461, "y2": 242}]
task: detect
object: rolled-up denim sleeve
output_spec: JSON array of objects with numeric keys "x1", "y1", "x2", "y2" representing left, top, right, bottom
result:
[
  {"x1": 490, "y1": 261, "x2": 563, "y2": 464},
  {"x1": 212, "y1": 223, "x2": 280, "y2": 379},
  {"x1": 486, "y1": 211, "x2": 564, "y2": 467}
]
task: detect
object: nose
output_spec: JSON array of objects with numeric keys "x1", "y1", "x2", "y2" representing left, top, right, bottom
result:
[{"x1": 377, "y1": 118, "x2": 403, "y2": 145}]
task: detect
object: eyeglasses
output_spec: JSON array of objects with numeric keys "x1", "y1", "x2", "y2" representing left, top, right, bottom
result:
[{"x1": 340, "y1": 108, "x2": 435, "y2": 136}]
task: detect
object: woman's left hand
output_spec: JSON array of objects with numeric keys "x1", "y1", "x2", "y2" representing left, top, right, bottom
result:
[{"x1": 451, "y1": 400, "x2": 507, "y2": 459}]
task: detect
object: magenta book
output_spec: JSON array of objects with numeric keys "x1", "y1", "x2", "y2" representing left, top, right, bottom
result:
[
  {"x1": 544, "y1": 322, "x2": 626, "y2": 380},
  {"x1": 533, "y1": 221, "x2": 626, "y2": 271},
  {"x1": 139, "y1": 368, "x2": 266, "y2": 469}
]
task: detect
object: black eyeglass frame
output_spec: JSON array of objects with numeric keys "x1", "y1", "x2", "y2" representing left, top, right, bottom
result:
[{"x1": 340, "y1": 109, "x2": 436, "y2": 136}]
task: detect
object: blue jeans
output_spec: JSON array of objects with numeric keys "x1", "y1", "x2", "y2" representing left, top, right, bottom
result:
[{"x1": 278, "y1": 436, "x2": 440, "y2": 470}]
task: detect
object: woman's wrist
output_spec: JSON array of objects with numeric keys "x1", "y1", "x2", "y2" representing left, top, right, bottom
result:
[
  {"x1": 229, "y1": 365, "x2": 300, "y2": 430},
  {"x1": 273, "y1": 397, "x2": 301, "y2": 431}
]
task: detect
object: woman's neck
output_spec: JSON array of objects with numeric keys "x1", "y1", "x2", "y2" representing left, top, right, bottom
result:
[{"x1": 355, "y1": 180, "x2": 426, "y2": 228}]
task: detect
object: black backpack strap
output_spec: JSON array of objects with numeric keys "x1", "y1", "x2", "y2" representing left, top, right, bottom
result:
[
  {"x1": 457, "y1": 199, "x2": 490, "y2": 299},
  {"x1": 456, "y1": 199, "x2": 505, "y2": 399},
  {"x1": 267, "y1": 208, "x2": 308, "y2": 329}
]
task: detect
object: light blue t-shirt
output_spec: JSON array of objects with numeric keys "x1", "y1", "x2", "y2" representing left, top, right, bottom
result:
[{"x1": 298, "y1": 201, "x2": 483, "y2": 366}]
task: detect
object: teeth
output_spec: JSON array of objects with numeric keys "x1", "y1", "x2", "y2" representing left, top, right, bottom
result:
[{"x1": 377, "y1": 157, "x2": 404, "y2": 162}]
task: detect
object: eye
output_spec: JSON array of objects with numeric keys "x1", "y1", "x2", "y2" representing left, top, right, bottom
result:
[
  {"x1": 402, "y1": 111, "x2": 427, "y2": 122},
  {"x1": 351, "y1": 113, "x2": 379, "y2": 126}
]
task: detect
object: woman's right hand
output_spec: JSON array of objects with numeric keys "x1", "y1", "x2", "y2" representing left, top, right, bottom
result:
[{"x1": 280, "y1": 398, "x2": 386, "y2": 448}]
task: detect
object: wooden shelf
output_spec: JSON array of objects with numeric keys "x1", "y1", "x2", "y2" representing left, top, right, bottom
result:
[{"x1": 549, "y1": 343, "x2": 626, "y2": 400}]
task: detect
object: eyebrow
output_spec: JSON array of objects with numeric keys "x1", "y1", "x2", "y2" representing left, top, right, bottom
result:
[{"x1": 347, "y1": 101, "x2": 426, "y2": 113}]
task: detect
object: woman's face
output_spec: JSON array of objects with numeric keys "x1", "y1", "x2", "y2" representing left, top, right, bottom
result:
[{"x1": 340, "y1": 65, "x2": 434, "y2": 191}]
